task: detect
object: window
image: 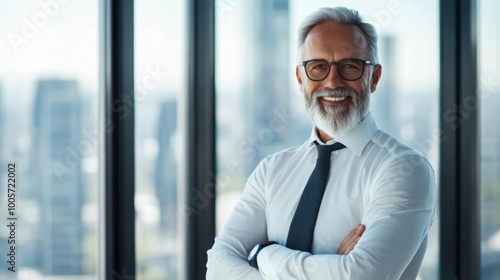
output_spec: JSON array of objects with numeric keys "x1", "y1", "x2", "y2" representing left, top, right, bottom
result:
[
  {"x1": 134, "y1": 0, "x2": 187, "y2": 279},
  {"x1": 479, "y1": 0, "x2": 500, "y2": 278},
  {"x1": 0, "y1": 0, "x2": 98, "y2": 278},
  {"x1": 215, "y1": 0, "x2": 302, "y2": 233}
]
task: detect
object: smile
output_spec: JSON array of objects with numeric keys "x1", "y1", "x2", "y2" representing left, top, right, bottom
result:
[{"x1": 321, "y1": 96, "x2": 348, "y2": 102}]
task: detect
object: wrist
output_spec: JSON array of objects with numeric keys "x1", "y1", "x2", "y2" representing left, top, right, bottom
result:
[{"x1": 247, "y1": 241, "x2": 277, "y2": 269}]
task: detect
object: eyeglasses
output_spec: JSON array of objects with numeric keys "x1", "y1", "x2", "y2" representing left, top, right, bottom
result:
[{"x1": 300, "y1": 58, "x2": 376, "y2": 81}]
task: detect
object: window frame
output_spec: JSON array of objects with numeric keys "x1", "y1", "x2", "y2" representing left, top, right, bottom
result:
[
  {"x1": 440, "y1": 0, "x2": 480, "y2": 279},
  {"x1": 185, "y1": 0, "x2": 217, "y2": 279},
  {"x1": 102, "y1": 0, "x2": 136, "y2": 278}
]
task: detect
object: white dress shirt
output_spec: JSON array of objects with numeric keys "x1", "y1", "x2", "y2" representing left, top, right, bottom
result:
[{"x1": 206, "y1": 113, "x2": 435, "y2": 280}]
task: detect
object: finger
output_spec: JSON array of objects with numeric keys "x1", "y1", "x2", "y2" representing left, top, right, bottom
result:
[
  {"x1": 338, "y1": 225, "x2": 365, "y2": 254},
  {"x1": 338, "y1": 225, "x2": 360, "y2": 252},
  {"x1": 345, "y1": 224, "x2": 364, "y2": 245},
  {"x1": 344, "y1": 236, "x2": 361, "y2": 254},
  {"x1": 337, "y1": 225, "x2": 360, "y2": 253},
  {"x1": 357, "y1": 224, "x2": 366, "y2": 236},
  {"x1": 343, "y1": 225, "x2": 366, "y2": 254}
]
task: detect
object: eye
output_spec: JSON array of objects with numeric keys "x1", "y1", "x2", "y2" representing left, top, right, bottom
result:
[
  {"x1": 341, "y1": 63, "x2": 361, "y2": 70},
  {"x1": 307, "y1": 61, "x2": 328, "y2": 71}
]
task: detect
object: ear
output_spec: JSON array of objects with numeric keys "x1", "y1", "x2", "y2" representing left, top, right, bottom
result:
[
  {"x1": 296, "y1": 65, "x2": 304, "y2": 88},
  {"x1": 370, "y1": 64, "x2": 382, "y2": 93}
]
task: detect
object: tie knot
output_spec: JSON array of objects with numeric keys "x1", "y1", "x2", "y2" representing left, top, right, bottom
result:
[{"x1": 315, "y1": 142, "x2": 346, "y2": 160}]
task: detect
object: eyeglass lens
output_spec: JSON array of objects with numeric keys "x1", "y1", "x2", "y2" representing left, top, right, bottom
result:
[{"x1": 306, "y1": 60, "x2": 365, "y2": 81}]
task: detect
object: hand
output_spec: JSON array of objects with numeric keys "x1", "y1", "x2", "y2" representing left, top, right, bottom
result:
[{"x1": 336, "y1": 224, "x2": 366, "y2": 255}]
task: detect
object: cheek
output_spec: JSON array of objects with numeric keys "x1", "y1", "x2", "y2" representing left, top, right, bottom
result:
[
  {"x1": 346, "y1": 77, "x2": 370, "y2": 95},
  {"x1": 303, "y1": 80, "x2": 321, "y2": 94},
  {"x1": 301, "y1": 82, "x2": 313, "y2": 98},
  {"x1": 343, "y1": 82, "x2": 363, "y2": 93}
]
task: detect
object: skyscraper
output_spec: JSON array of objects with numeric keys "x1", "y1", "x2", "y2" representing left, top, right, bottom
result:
[
  {"x1": 153, "y1": 99, "x2": 178, "y2": 279},
  {"x1": 32, "y1": 79, "x2": 84, "y2": 275},
  {"x1": 371, "y1": 35, "x2": 396, "y2": 132},
  {"x1": 155, "y1": 99, "x2": 178, "y2": 237},
  {"x1": 243, "y1": 0, "x2": 291, "y2": 173}
]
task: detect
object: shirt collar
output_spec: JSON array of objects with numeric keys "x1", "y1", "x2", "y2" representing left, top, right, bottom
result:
[{"x1": 308, "y1": 112, "x2": 379, "y2": 156}]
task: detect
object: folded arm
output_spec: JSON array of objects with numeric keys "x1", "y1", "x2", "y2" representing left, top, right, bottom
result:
[
  {"x1": 207, "y1": 153, "x2": 435, "y2": 280},
  {"x1": 206, "y1": 160, "x2": 269, "y2": 280}
]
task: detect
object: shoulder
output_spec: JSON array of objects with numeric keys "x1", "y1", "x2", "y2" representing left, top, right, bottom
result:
[
  {"x1": 367, "y1": 130, "x2": 435, "y2": 182},
  {"x1": 368, "y1": 130, "x2": 430, "y2": 162},
  {"x1": 370, "y1": 130, "x2": 420, "y2": 156}
]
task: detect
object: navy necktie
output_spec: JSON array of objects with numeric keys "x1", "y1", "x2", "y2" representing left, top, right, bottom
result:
[{"x1": 286, "y1": 141, "x2": 346, "y2": 252}]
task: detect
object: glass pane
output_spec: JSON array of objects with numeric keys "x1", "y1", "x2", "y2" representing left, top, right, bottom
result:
[
  {"x1": 479, "y1": 0, "x2": 500, "y2": 278},
  {"x1": 0, "y1": 0, "x2": 99, "y2": 279},
  {"x1": 215, "y1": 0, "x2": 306, "y2": 233},
  {"x1": 134, "y1": 0, "x2": 186, "y2": 279},
  {"x1": 215, "y1": 1, "x2": 439, "y2": 279}
]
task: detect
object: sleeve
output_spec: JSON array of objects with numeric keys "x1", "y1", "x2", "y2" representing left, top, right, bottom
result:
[
  {"x1": 206, "y1": 158, "x2": 270, "y2": 280},
  {"x1": 256, "y1": 153, "x2": 436, "y2": 280}
]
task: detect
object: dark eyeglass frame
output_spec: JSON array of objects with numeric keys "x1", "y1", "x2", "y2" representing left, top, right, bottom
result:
[{"x1": 300, "y1": 58, "x2": 376, "y2": 81}]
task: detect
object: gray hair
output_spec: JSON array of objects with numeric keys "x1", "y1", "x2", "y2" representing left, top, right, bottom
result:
[{"x1": 297, "y1": 7, "x2": 379, "y2": 64}]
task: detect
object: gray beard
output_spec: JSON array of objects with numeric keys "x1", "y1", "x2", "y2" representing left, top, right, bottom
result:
[{"x1": 304, "y1": 87, "x2": 370, "y2": 139}]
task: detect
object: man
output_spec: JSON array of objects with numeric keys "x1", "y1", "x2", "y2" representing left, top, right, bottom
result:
[{"x1": 207, "y1": 7, "x2": 435, "y2": 280}]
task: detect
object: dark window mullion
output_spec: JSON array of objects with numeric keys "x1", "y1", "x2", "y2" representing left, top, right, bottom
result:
[
  {"x1": 440, "y1": 0, "x2": 479, "y2": 279},
  {"x1": 458, "y1": 0, "x2": 479, "y2": 278},
  {"x1": 103, "y1": 0, "x2": 136, "y2": 278},
  {"x1": 186, "y1": 0, "x2": 216, "y2": 280},
  {"x1": 440, "y1": 1, "x2": 459, "y2": 278}
]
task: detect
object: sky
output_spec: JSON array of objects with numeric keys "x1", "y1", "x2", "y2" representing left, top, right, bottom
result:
[{"x1": 2, "y1": 0, "x2": 497, "y2": 92}]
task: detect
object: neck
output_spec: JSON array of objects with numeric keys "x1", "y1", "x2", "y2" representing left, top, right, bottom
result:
[{"x1": 316, "y1": 127, "x2": 333, "y2": 143}]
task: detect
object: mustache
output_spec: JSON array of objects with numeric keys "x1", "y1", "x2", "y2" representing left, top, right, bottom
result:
[{"x1": 312, "y1": 88, "x2": 357, "y2": 99}]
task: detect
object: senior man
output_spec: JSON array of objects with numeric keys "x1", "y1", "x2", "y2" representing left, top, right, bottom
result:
[{"x1": 207, "y1": 6, "x2": 435, "y2": 280}]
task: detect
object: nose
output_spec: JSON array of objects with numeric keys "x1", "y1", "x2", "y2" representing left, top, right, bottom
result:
[{"x1": 323, "y1": 64, "x2": 344, "y2": 89}]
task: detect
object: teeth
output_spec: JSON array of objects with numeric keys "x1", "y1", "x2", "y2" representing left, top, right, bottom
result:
[{"x1": 322, "y1": 96, "x2": 347, "y2": 102}]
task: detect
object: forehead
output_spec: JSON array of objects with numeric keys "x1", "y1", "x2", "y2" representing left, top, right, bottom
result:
[{"x1": 303, "y1": 22, "x2": 368, "y2": 60}]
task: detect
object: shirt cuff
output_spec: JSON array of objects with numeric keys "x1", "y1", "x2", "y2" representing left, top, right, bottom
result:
[{"x1": 257, "y1": 244, "x2": 310, "y2": 278}]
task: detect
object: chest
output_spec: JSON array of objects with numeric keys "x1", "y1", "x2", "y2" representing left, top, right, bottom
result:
[{"x1": 264, "y1": 155, "x2": 370, "y2": 253}]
